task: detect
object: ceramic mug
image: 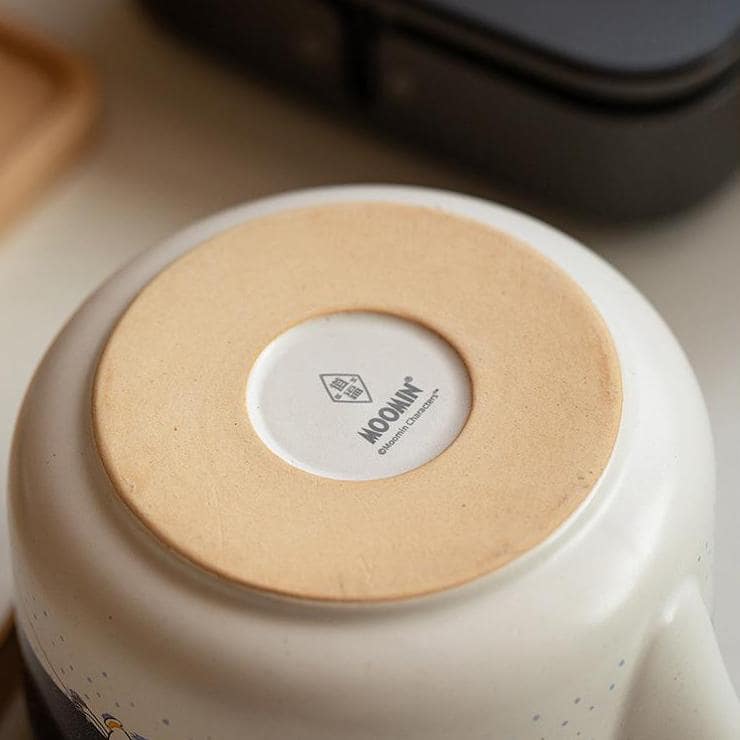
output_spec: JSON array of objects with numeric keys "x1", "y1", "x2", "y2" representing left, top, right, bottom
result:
[{"x1": 8, "y1": 185, "x2": 740, "y2": 740}]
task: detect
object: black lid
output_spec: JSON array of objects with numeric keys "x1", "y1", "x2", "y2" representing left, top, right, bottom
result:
[{"x1": 381, "y1": 0, "x2": 740, "y2": 104}]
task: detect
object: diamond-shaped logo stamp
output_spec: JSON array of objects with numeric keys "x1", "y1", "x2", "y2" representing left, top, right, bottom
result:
[{"x1": 319, "y1": 373, "x2": 372, "y2": 403}]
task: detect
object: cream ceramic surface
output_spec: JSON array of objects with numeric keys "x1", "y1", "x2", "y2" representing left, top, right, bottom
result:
[
  {"x1": 0, "y1": 12, "x2": 96, "y2": 648},
  {"x1": 8, "y1": 186, "x2": 740, "y2": 739},
  {"x1": 246, "y1": 311, "x2": 473, "y2": 482},
  {"x1": 0, "y1": 533, "x2": 9, "y2": 644}
]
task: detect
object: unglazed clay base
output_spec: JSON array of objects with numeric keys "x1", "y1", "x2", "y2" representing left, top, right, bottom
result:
[{"x1": 92, "y1": 202, "x2": 622, "y2": 601}]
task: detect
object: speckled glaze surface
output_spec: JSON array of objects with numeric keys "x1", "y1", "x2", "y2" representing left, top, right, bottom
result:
[{"x1": 8, "y1": 186, "x2": 740, "y2": 739}]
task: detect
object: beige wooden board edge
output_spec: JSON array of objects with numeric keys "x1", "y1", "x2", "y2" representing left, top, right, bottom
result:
[{"x1": 0, "y1": 14, "x2": 98, "y2": 232}]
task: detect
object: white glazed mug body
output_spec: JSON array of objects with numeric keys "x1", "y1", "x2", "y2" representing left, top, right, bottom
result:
[{"x1": 8, "y1": 186, "x2": 739, "y2": 739}]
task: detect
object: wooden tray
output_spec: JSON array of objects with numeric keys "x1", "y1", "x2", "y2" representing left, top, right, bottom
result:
[{"x1": 0, "y1": 16, "x2": 97, "y2": 231}]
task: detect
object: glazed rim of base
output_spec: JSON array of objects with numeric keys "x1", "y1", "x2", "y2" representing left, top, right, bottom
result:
[{"x1": 92, "y1": 201, "x2": 622, "y2": 602}]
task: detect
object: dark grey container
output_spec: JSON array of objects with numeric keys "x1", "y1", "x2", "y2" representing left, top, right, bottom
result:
[{"x1": 138, "y1": 0, "x2": 740, "y2": 220}]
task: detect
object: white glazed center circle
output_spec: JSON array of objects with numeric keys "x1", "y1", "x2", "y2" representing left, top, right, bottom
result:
[{"x1": 246, "y1": 312, "x2": 472, "y2": 480}]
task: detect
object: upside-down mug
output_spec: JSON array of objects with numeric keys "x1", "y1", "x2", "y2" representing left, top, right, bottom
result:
[{"x1": 8, "y1": 185, "x2": 740, "y2": 740}]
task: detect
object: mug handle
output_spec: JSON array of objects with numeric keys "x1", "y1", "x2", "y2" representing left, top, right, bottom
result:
[{"x1": 624, "y1": 582, "x2": 740, "y2": 739}]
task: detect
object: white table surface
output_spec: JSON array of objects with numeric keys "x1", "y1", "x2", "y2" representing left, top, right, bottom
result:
[{"x1": 0, "y1": 0, "x2": 739, "y2": 735}]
